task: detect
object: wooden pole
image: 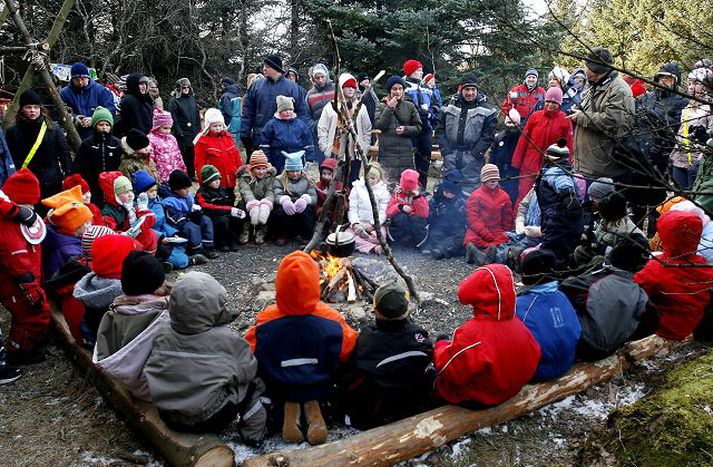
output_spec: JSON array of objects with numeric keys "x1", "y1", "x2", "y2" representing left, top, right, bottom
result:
[
  {"x1": 243, "y1": 334, "x2": 689, "y2": 466},
  {"x1": 50, "y1": 305, "x2": 234, "y2": 467},
  {"x1": 2, "y1": 0, "x2": 82, "y2": 152}
]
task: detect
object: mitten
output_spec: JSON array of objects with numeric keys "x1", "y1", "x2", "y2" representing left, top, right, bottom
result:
[
  {"x1": 293, "y1": 198, "x2": 308, "y2": 213},
  {"x1": 401, "y1": 204, "x2": 413, "y2": 214},
  {"x1": 260, "y1": 198, "x2": 274, "y2": 209},
  {"x1": 16, "y1": 205, "x2": 38, "y2": 226},
  {"x1": 515, "y1": 218, "x2": 526, "y2": 235},
  {"x1": 258, "y1": 204, "x2": 271, "y2": 224},
  {"x1": 137, "y1": 192, "x2": 149, "y2": 211},
  {"x1": 231, "y1": 207, "x2": 246, "y2": 219},
  {"x1": 280, "y1": 196, "x2": 296, "y2": 215},
  {"x1": 250, "y1": 206, "x2": 261, "y2": 225},
  {"x1": 245, "y1": 199, "x2": 260, "y2": 212},
  {"x1": 17, "y1": 274, "x2": 44, "y2": 306},
  {"x1": 524, "y1": 225, "x2": 542, "y2": 238}
]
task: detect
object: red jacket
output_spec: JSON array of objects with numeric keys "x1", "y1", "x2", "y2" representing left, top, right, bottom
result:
[
  {"x1": 434, "y1": 264, "x2": 540, "y2": 405},
  {"x1": 386, "y1": 190, "x2": 429, "y2": 219},
  {"x1": 464, "y1": 185, "x2": 512, "y2": 247},
  {"x1": 634, "y1": 211, "x2": 713, "y2": 341},
  {"x1": 0, "y1": 216, "x2": 43, "y2": 299},
  {"x1": 194, "y1": 131, "x2": 243, "y2": 188},
  {"x1": 501, "y1": 84, "x2": 546, "y2": 121},
  {"x1": 511, "y1": 108, "x2": 573, "y2": 178}
]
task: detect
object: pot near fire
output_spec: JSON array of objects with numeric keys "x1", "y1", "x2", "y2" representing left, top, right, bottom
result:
[{"x1": 325, "y1": 225, "x2": 355, "y2": 257}]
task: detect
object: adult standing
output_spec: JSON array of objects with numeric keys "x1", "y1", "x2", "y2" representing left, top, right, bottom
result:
[
  {"x1": 374, "y1": 76, "x2": 422, "y2": 181},
  {"x1": 306, "y1": 63, "x2": 336, "y2": 156},
  {"x1": 358, "y1": 73, "x2": 378, "y2": 126},
  {"x1": 147, "y1": 78, "x2": 163, "y2": 110},
  {"x1": 114, "y1": 74, "x2": 154, "y2": 137},
  {"x1": 434, "y1": 73, "x2": 497, "y2": 193},
  {"x1": 6, "y1": 90, "x2": 72, "y2": 200},
  {"x1": 59, "y1": 62, "x2": 117, "y2": 140},
  {"x1": 569, "y1": 47, "x2": 635, "y2": 183},
  {"x1": 168, "y1": 78, "x2": 201, "y2": 179},
  {"x1": 501, "y1": 68, "x2": 546, "y2": 124},
  {"x1": 241, "y1": 55, "x2": 308, "y2": 157},
  {"x1": 219, "y1": 77, "x2": 242, "y2": 148},
  {"x1": 511, "y1": 87, "x2": 573, "y2": 206},
  {"x1": 403, "y1": 59, "x2": 437, "y2": 188}
]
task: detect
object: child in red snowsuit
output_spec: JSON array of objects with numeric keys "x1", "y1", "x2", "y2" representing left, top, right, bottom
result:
[
  {"x1": 386, "y1": 169, "x2": 429, "y2": 248},
  {"x1": 0, "y1": 169, "x2": 51, "y2": 365}
]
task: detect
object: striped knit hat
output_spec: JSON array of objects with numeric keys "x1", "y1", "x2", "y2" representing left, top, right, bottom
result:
[
  {"x1": 249, "y1": 150, "x2": 270, "y2": 170},
  {"x1": 81, "y1": 225, "x2": 115, "y2": 259},
  {"x1": 480, "y1": 164, "x2": 500, "y2": 184},
  {"x1": 545, "y1": 138, "x2": 570, "y2": 160},
  {"x1": 200, "y1": 164, "x2": 221, "y2": 185}
]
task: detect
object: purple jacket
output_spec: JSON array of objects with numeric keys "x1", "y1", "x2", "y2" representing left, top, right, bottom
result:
[{"x1": 42, "y1": 224, "x2": 83, "y2": 279}]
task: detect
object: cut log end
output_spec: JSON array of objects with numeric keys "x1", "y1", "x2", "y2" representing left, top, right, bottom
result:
[{"x1": 193, "y1": 445, "x2": 235, "y2": 467}]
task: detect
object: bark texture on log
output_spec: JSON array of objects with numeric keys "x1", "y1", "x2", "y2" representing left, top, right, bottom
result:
[
  {"x1": 50, "y1": 305, "x2": 234, "y2": 467},
  {"x1": 243, "y1": 334, "x2": 686, "y2": 467}
]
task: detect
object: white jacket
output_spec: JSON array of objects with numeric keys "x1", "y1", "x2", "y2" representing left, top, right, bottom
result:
[
  {"x1": 348, "y1": 179, "x2": 390, "y2": 225},
  {"x1": 317, "y1": 97, "x2": 372, "y2": 160}
]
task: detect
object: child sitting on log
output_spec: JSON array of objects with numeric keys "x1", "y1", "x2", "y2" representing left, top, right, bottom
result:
[
  {"x1": 561, "y1": 235, "x2": 656, "y2": 361},
  {"x1": 434, "y1": 264, "x2": 541, "y2": 407},
  {"x1": 144, "y1": 271, "x2": 267, "y2": 444},
  {"x1": 386, "y1": 169, "x2": 429, "y2": 249},
  {"x1": 634, "y1": 211, "x2": 713, "y2": 341},
  {"x1": 237, "y1": 150, "x2": 275, "y2": 245},
  {"x1": 73, "y1": 234, "x2": 136, "y2": 348},
  {"x1": 338, "y1": 281, "x2": 434, "y2": 429},
  {"x1": 94, "y1": 251, "x2": 170, "y2": 400},
  {"x1": 245, "y1": 251, "x2": 357, "y2": 445},
  {"x1": 271, "y1": 153, "x2": 317, "y2": 246},
  {"x1": 515, "y1": 250, "x2": 581, "y2": 380}
]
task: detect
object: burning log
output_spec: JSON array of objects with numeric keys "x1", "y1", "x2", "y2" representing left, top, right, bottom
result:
[{"x1": 312, "y1": 251, "x2": 377, "y2": 303}]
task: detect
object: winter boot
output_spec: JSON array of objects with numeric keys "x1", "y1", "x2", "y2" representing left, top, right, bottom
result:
[
  {"x1": 303, "y1": 400, "x2": 327, "y2": 445},
  {"x1": 282, "y1": 401, "x2": 304, "y2": 443},
  {"x1": 254, "y1": 226, "x2": 266, "y2": 245},
  {"x1": 189, "y1": 254, "x2": 208, "y2": 266},
  {"x1": 239, "y1": 223, "x2": 251, "y2": 245}
]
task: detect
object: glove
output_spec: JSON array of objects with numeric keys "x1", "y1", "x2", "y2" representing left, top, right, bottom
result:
[
  {"x1": 280, "y1": 196, "x2": 296, "y2": 215},
  {"x1": 137, "y1": 192, "x2": 149, "y2": 211},
  {"x1": 559, "y1": 190, "x2": 581, "y2": 221},
  {"x1": 515, "y1": 218, "x2": 526, "y2": 236},
  {"x1": 231, "y1": 207, "x2": 246, "y2": 218},
  {"x1": 524, "y1": 226, "x2": 542, "y2": 238},
  {"x1": 18, "y1": 280, "x2": 44, "y2": 306},
  {"x1": 245, "y1": 200, "x2": 260, "y2": 212},
  {"x1": 293, "y1": 198, "x2": 308, "y2": 213},
  {"x1": 191, "y1": 204, "x2": 202, "y2": 212},
  {"x1": 401, "y1": 204, "x2": 413, "y2": 214},
  {"x1": 17, "y1": 205, "x2": 38, "y2": 226}
]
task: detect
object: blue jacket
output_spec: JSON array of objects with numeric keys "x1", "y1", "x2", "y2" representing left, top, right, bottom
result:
[
  {"x1": 219, "y1": 84, "x2": 242, "y2": 137},
  {"x1": 148, "y1": 197, "x2": 178, "y2": 238},
  {"x1": 0, "y1": 128, "x2": 15, "y2": 185},
  {"x1": 163, "y1": 192, "x2": 195, "y2": 229},
  {"x1": 257, "y1": 117, "x2": 315, "y2": 172},
  {"x1": 404, "y1": 78, "x2": 435, "y2": 128},
  {"x1": 60, "y1": 80, "x2": 117, "y2": 139},
  {"x1": 515, "y1": 281, "x2": 581, "y2": 380},
  {"x1": 241, "y1": 75, "x2": 309, "y2": 140}
]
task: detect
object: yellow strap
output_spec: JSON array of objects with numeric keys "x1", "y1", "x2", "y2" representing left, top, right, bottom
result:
[
  {"x1": 682, "y1": 107, "x2": 693, "y2": 164},
  {"x1": 21, "y1": 121, "x2": 48, "y2": 169}
]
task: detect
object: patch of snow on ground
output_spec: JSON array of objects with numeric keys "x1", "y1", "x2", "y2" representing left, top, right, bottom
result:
[
  {"x1": 476, "y1": 426, "x2": 493, "y2": 435},
  {"x1": 538, "y1": 382, "x2": 648, "y2": 421},
  {"x1": 450, "y1": 437, "x2": 472, "y2": 460}
]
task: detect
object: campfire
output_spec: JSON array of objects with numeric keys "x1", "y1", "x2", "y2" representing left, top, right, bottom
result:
[{"x1": 311, "y1": 251, "x2": 378, "y2": 303}]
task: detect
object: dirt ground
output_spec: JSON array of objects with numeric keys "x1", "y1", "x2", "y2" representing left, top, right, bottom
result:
[{"x1": 0, "y1": 242, "x2": 708, "y2": 466}]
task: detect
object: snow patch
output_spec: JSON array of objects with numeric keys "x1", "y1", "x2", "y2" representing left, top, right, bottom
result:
[{"x1": 449, "y1": 437, "x2": 472, "y2": 460}]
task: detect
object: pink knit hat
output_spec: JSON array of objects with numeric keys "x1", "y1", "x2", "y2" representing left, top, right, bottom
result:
[
  {"x1": 399, "y1": 169, "x2": 420, "y2": 192},
  {"x1": 152, "y1": 109, "x2": 173, "y2": 129},
  {"x1": 545, "y1": 87, "x2": 563, "y2": 106}
]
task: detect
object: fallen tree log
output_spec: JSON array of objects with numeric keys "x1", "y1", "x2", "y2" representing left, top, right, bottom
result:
[
  {"x1": 243, "y1": 334, "x2": 690, "y2": 467},
  {"x1": 49, "y1": 304, "x2": 234, "y2": 467}
]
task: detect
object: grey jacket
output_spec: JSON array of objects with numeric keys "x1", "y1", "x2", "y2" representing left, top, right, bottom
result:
[
  {"x1": 375, "y1": 99, "x2": 422, "y2": 177},
  {"x1": 144, "y1": 272, "x2": 260, "y2": 425},
  {"x1": 572, "y1": 71, "x2": 635, "y2": 178},
  {"x1": 274, "y1": 174, "x2": 317, "y2": 204}
]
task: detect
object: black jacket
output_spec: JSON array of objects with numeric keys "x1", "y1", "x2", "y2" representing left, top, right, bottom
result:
[
  {"x1": 196, "y1": 185, "x2": 234, "y2": 218},
  {"x1": 114, "y1": 74, "x2": 154, "y2": 137},
  {"x1": 74, "y1": 131, "x2": 122, "y2": 206},
  {"x1": 168, "y1": 94, "x2": 201, "y2": 147},
  {"x1": 340, "y1": 318, "x2": 434, "y2": 429},
  {"x1": 6, "y1": 115, "x2": 72, "y2": 199}
]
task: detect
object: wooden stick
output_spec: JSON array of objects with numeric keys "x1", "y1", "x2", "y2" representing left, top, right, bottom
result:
[
  {"x1": 242, "y1": 334, "x2": 689, "y2": 466},
  {"x1": 49, "y1": 303, "x2": 234, "y2": 467}
]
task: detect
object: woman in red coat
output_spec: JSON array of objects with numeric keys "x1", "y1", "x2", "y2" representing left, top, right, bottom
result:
[
  {"x1": 511, "y1": 86, "x2": 573, "y2": 208},
  {"x1": 434, "y1": 264, "x2": 541, "y2": 406},
  {"x1": 194, "y1": 108, "x2": 243, "y2": 188}
]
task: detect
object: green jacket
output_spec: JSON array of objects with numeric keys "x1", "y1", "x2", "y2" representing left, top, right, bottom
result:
[{"x1": 237, "y1": 165, "x2": 276, "y2": 203}]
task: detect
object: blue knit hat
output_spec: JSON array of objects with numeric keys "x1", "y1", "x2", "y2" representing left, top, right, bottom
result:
[
  {"x1": 131, "y1": 170, "x2": 157, "y2": 194},
  {"x1": 386, "y1": 75, "x2": 405, "y2": 91},
  {"x1": 439, "y1": 168, "x2": 462, "y2": 195},
  {"x1": 71, "y1": 62, "x2": 90, "y2": 79},
  {"x1": 283, "y1": 151, "x2": 304, "y2": 171}
]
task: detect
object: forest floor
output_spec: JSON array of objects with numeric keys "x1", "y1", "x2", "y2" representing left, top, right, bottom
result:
[{"x1": 0, "y1": 242, "x2": 708, "y2": 466}]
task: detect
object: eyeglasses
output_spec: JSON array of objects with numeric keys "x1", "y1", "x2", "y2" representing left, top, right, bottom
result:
[{"x1": 181, "y1": 86, "x2": 190, "y2": 89}]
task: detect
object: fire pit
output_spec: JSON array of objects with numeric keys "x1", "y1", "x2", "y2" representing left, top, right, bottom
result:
[{"x1": 310, "y1": 251, "x2": 378, "y2": 303}]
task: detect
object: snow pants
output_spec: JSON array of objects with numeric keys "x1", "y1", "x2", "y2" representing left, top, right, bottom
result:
[
  {"x1": 1, "y1": 290, "x2": 50, "y2": 356},
  {"x1": 388, "y1": 212, "x2": 428, "y2": 248}
]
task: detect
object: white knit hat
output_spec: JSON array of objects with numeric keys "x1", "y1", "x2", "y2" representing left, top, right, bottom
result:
[{"x1": 193, "y1": 108, "x2": 225, "y2": 145}]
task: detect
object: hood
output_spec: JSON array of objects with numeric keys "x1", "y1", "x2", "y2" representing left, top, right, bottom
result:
[
  {"x1": 457, "y1": 264, "x2": 516, "y2": 321},
  {"x1": 338, "y1": 73, "x2": 357, "y2": 89},
  {"x1": 73, "y1": 273, "x2": 123, "y2": 309},
  {"x1": 43, "y1": 224, "x2": 81, "y2": 250},
  {"x1": 567, "y1": 68, "x2": 586, "y2": 88},
  {"x1": 224, "y1": 84, "x2": 241, "y2": 95},
  {"x1": 99, "y1": 171, "x2": 123, "y2": 207},
  {"x1": 275, "y1": 251, "x2": 320, "y2": 315},
  {"x1": 655, "y1": 62, "x2": 682, "y2": 88},
  {"x1": 169, "y1": 271, "x2": 237, "y2": 334},
  {"x1": 657, "y1": 211, "x2": 703, "y2": 259},
  {"x1": 126, "y1": 74, "x2": 146, "y2": 97}
]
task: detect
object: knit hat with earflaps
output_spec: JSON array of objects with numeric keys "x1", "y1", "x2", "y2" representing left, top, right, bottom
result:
[
  {"x1": 3, "y1": 169, "x2": 41, "y2": 205},
  {"x1": 204, "y1": 108, "x2": 225, "y2": 127},
  {"x1": 311, "y1": 63, "x2": 330, "y2": 80},
  {"x1": 373, "y1": 281, "x2": 410, "y2": 320},
  {"x1": 169, "y1": 170, "x2": 192, "y2": 191},
  {"x1": 545, "y1": 138, "x2": 570, "y2": 161},
  {"x1": 125, "y1": 129, "x2": 150, "y2": 151},
  {"x1": 113, "y1": 176, "x2": 133, "y2": 196},
  {"x1": 91, "y1": 106, "x2": 113, "y2": 127},
  {"x1": 122, "y1": 250, "x2": 165, "y2": 295},
  {"x1": 152, "y1": 108, "x2": 173, "y2": 129},
  {"x1": 91, "y1": 234, "x2": 136, "y2": 279},
  {"x1": 200, "y1": 165, "x2": 222, "y2": 185},
  {"x1": 480, "y1": 164, "x2": 500, "y2": 184}
]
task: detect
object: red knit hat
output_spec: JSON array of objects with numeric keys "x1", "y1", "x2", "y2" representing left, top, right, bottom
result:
[
  {"x1": 2, "y1": 169, "x2": 40, "y2": 205},
  {"x1": 423, "y1": 73, "x2": 435, "y2": 84},
  {"x1": 62, "y1": 174, "x2": 90, "y2": 194},
  {"x1": 91, "y1": 234, "x2": 136, "y2": 279},
  {"x1": 403, "y1": 59, "x2": 423, "y2": 77},
  {"x1": 320, "y1": 158, "x2": 337, "y2": 172},
  {"x1": 399, "y1": 169, "x2": 420, "y2": 192}
]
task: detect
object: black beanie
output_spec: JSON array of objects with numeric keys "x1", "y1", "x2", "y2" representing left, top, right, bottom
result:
[
  {"x1": 586, "y1": 47, "x2": 614, "y2": 74},
  {"x1": 126, "y1": 128, "x2": 150, "y2": 151},
  {"x1": 608, "y1": 234, "x2": 650, "y2": 273},
  {"x1": 19, "y1": 90, "x2": 43, "y2": 107},
  {"x1": 264, "y1": 54, "x2": 284, "y2": 73},
  {"x1": 520, "y1": 249, "x2": 557, "y2": 286},
  {"x1": 598, "y1": 192, "x2": 627, "y2": 222},
  {"x1": 460, "y1": 72, "x2": 479, "y2": 88},
  {"x1": 121, "y1": 250, "x2": 165, "y2": 295},
  {"x1": 168, "y1": 169, "x2": 192, "y2": 191}
]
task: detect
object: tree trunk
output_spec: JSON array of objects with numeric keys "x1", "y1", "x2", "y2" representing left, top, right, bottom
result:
[
  {"x1": 243, "y1": 335, "x2": 689, "y2": 467},
  {"x1": 50, "y1": 304, "x2": 234, "y2": 467},
  {"x1": 290, "y1": 0, "x2": 300, "y2": 63}
]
